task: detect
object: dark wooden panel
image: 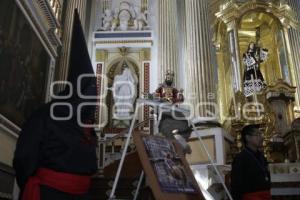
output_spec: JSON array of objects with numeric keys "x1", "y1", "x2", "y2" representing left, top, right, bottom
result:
[{"x1": 0, "y1": 162, "x2": 15, "y2": 200}]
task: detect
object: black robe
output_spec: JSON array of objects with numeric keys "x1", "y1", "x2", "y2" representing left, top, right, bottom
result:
[
  {"x1": 230, "y1": 147, "x2": 271, "y2": 200},
  {"x1": 13, "y1": 103, "x2": 98, "y2": 200}
]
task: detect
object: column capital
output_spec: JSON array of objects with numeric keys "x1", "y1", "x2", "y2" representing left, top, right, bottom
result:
[{"x1": 226, "y1": 20, "x2": 238, "y2": 32}]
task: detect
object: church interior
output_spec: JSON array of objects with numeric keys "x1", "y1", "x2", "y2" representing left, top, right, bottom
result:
[{"x1": 0, "y1": 0, "x2": 300, "y2": 199}]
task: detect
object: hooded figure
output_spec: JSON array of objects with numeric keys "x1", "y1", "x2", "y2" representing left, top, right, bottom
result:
[{"x1": 13, "y1": 10, "x2": 98, "y2": 200}]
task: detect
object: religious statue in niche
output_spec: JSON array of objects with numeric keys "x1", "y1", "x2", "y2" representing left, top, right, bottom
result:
[
  {"x1": 243, "y1": 27, "x2": 268, "y2": 97},
  {"x1": 155, "y1": 71, "x2": 184, "y2": 104},
  {"x1": 118, "y1": 8, "x2": 131, "y2": 31},
  {"x1": 112, "y1": 63, "x2": 138, "y2": 119}
]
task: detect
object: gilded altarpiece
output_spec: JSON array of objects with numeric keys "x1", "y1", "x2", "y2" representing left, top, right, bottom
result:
[{"x1": 214, "y1": 0, "x2": 300, "y2": 161}]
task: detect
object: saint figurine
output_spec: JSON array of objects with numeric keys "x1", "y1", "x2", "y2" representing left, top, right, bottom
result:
[
  {"x1": 155, "y1": 71, "x2": 184, "y2": 104},
  {"x1": 100, "y1": 9, "x2": 113, "y2": 31},
  {"x1": 243, "y1": 42, "x2": 268, "y2": 97}
]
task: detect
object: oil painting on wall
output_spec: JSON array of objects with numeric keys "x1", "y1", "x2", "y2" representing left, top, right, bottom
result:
[{"x1": 0, "y1": 0, "x2": 50, "y2": 126}]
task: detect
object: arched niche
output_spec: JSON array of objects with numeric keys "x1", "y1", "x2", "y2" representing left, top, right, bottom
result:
[
  {"x1": 238, "y1": 11, "x2": 291, "y2": 86},
  {"x1": 213, "y1": 21, "x2": 233, "y2": 120}
]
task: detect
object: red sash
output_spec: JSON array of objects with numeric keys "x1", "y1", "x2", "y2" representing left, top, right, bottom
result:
[
  {"x1": 22, "y1": 168, "x2": 91, "y2": 200},
  {"x1": 243, "y1": 190, "x2": 271, "y2": 200}
]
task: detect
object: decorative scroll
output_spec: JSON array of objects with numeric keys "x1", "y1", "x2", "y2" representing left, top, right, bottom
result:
[
  {"x1": 144, "y1": 62, "x2": 150, "y2": 127},
  {"x1": 95, "y1": 63, "x2": 102, "y2": 125}
]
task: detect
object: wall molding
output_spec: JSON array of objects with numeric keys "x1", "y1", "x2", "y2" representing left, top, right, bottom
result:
[
  {"x1": 0, "y1": 115, "x2": 20, "y2": 138},
  {"x1": 16, "y1": 0, "x2": 62, "y2": 58}
]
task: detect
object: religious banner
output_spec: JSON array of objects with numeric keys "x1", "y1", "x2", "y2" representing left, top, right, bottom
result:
[{"x1": 143, "y1": 136, "x2": 196, "y2": 193}]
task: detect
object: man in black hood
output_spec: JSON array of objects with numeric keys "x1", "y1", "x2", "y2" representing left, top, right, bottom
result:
[{"x1": 13, "y1": 10, "x2": 98, "y2": 200}]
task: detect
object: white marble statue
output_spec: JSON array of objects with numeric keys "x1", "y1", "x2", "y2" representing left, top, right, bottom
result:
[
  {"x1": 134, "y1": 9, "x2": 148, "y2": 31},
  {"x1": 119, "y1": 9, "x2": 131, "y2": 31},
  {"x1": 113, "y1": 67, "x2": 138, "y2": 119},
  {"x1": 101, "y1": 9, "x2": 113, "y2": 31},
  {"x1": 97, "y1": 1, "x2": 151, "y2": 32}
]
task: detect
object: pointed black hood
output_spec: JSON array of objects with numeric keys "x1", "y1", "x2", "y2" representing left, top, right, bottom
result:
[
  {"x1": 52, "y1": 9, "x2": 97, "y2": 123},
  {"x1": 67, "y1": 10, "x2": 95, "y2": 93}
]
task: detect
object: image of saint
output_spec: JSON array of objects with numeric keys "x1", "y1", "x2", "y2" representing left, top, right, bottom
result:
[
  {"x1": 243, "y1": 42, "x2": 268, "y2": 97},
  {"x1": 155, "y1": 71, "x2": 184, "y2": 104}
]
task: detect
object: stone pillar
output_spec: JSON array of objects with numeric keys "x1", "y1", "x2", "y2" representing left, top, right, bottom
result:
[
  {"x1": 177, "y1": 0, "x2": 188, "y2": 92},
  {"x1": 185, "y1": 0, "x2": 216, "y2": 117},
  {"x1": 287, "y1": 0, "x2": 300, "y2": 108},
  {"x1": 158, "y1": 0, "x2": 179, "y2": 85},
  {"x1": 56, "y1": 0, "x2": 88, "y2": 85}
]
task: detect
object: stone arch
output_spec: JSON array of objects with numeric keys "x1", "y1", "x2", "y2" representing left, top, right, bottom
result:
[
  {"x1": 236, "y1": 1, "x2": 299, "y2": 29},
  {"x1": 106, "y1": 57, "x2": 139, "y2": 81}
]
